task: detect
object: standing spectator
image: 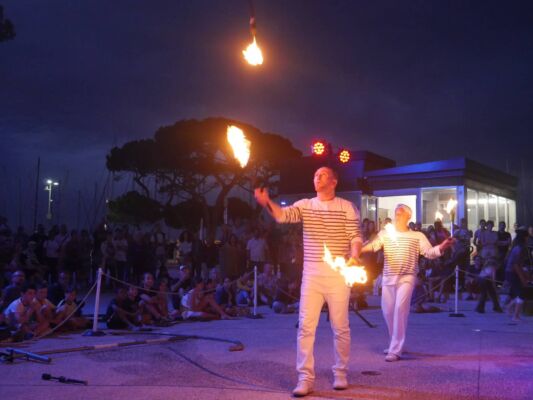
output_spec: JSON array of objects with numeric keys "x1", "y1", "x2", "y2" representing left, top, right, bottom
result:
[
  {"x1": 100, "y1": 232, "x2": 116, "y2": 283},
  {"x1": 79, "y1": 229, "x2": 93, "y2": 288},
  {"x1": 505, "y1": 228, "x2": 531, "y2": 322},
  {"x1": 113, "y1": 229, "x2": 129, "y2": 281},
  {"x1": 479, "y1": 221, "x2": 499, "y2": 262},
  {"x1": 475, "y1": 257, "x2": 503, "y2": 313},
  {"x1": 29, "y1": 224, "x2": 48, "y2": 265},
  {"x1": 150, "y1": 224, "x2": 167, "y2": 277},
  {"x1": 496, "y1": 222, "x2": 512, "y2": 282},
  {"x1": 64, "y1": 230, "x2": 82, "y2": 288},
  {"x1": 43, "y1": 226, "x2": 60, "y2": 282},
  {"x1": 178, "y1": 231, "x2": 193, "y2": 262},
  {"x1": 219, "y1": 234, "x2": 243, "y2": 279},
  {"x1": 473, "y1": 219, "x2": 487, "y2": 255},
  {"x1": 246, "y1": 229, "x2": 269, "y2": 271}
]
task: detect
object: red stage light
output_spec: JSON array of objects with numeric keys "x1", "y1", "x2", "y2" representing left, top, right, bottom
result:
[
  {"x1": 339, "y1": 149, "x2": 351, "y2": 163},
  {"x1": 312, "y1": 141, "x2": 326, "y2": 156}
]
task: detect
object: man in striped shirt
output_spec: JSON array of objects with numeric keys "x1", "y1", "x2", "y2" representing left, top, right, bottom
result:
[
  {"x1": 255, "y1": 166, "x2": 362, "y2": 397},
  {"x1": 362, "y1": 204, "x2": 454, "y2": 361}
]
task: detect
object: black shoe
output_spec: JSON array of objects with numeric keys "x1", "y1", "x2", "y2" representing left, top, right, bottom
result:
[
  {"x1": 493, "y1": 307, "x2": 504, "y2": 313},
  {"x1": 475, "y1": 308, "x2": 484, "y2": 313}
]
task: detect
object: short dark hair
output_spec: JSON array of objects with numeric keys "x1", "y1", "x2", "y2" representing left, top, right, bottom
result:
[
  {"x1": 65, "y1": 286, "x2": 77, "y2": 294},
  {"x1": 21, "y1": 283, "x2": 37, "y2": 293},
  {"x1": 319, "y1": 166, "x2": 338, "y2": 180}
]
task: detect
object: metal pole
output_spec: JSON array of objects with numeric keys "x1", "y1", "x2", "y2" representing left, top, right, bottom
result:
[
  {"x1": 253, "y1": 265, "x2": 257, "y2": 316},
  {"x1": 449, "y1": 266, "x2": 465, "y2": 317},
  {"x1": 84, "y1": 267, "x2": 106, "y2": 336}
]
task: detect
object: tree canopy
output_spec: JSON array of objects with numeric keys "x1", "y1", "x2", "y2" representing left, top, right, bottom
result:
[{"x1": 106, "y1": 117, "x2": 301, "y2": 232}]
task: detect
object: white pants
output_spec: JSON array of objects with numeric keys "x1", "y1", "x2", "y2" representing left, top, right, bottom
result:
[
  {"x1": 381, "y1": 276, "x2": 415, "y2": 356},
  {"x1": 297, "y1": 274, "x2": 351, "y2": 382}
]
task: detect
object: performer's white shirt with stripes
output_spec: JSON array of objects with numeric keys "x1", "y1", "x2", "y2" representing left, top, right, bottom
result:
[
  {"x1": 277, "y1": 196, "x2": 362, "y2": 277},
  {"x1": 369, "y1": 229, "x2": 442, "y2": 285}
]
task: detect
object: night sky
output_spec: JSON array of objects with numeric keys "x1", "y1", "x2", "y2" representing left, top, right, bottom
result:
[{"x1": 2, "y1": 0, "x2": 533, "y2": 227}]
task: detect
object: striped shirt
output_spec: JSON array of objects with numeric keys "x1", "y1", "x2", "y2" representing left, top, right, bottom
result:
[
  {"x1": 369, "y1": 230, "x2": 441, "y2": 283},
  {"x1": 277, "y1": 197, "x2": 362, "y2": 277}
]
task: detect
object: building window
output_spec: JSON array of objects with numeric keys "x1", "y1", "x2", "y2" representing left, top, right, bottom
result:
[
  {"x1": 421, "y1": 187, "x2": 457, "y2": 228},
  {"x1": 467, "y1": 188, "x2": 478, "y2": 232}
]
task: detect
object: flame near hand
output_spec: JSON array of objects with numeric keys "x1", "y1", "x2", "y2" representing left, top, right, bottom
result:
[{"x1": 323, "y1": 244, "x2": 367, "y2": 286}]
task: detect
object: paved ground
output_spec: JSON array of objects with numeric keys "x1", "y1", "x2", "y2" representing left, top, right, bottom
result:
[{"x1": 1, "y1": 295, "x2": 532, "y2": 400}]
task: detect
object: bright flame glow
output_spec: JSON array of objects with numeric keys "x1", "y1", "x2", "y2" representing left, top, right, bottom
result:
[
  {"x1": 243, "y1": 36, "x2": 263, "y2": 66},
  {"x1": 446, "y1": 198, "x2": 457, "y2": 214},
  {"x1": 323, "y1": 244, "x2": 367, "y2": 286},
  {"x1": 227, "y1": 125, "x2": 251, "y2": 168},
  {"x1": 435, "y1": 210, "x2": 444, "y2": 221},
  {"x1": 384, "y1": 222, "x2": 398, "y2": 243}
]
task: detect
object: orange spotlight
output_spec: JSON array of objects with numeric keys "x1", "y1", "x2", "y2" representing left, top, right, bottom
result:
[
  {"x1": 312, "y1": 141, "x2": 326, "y2": 156},
  {"x1": 339, "y1": 149, "x2": 351, "y2": 163}
]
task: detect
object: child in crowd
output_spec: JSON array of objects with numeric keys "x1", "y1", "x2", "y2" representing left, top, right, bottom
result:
[
  {"x1": 106, "y1": 286, "x2": 143, "y2": 329},
  {"x1": 139, "y1": 273, "x2": 170, "y2": 325},
  {"x1": 3, "y1": 284, "x2": 49, "y2": 338},
  {"x1": 56, "y1": 287, "x2": 90, "y2": 330},
  {"x1": 181, "y1": 277, "x2": 232, "y2": 320},
  {"x1": 33, "y1": 282, "x2": 56, "y2": 328},
  {"x1": 236, "y1": 272, "x2": 254, "y2": 306}
]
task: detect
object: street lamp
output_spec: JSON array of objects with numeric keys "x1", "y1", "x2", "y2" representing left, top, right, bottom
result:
[{"x1": 44, "y1": 179, "x2": 59, "y2": 220}]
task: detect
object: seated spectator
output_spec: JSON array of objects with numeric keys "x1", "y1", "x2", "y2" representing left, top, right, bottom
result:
[
  {"x1": 1, "y1": 270, "x2": 26, "y2": 312},
  {"x1": 48, "y1": 271, "x2": 71, "y2": 306},
  {"x1": 56, "y1": 287, "x2": 90, "y2": 330},
  {"x1": 181, "y1": 277, "x2": 232, "y2": 320},
  {"x1": 33, "y1": 282, "x2": 56, "y2": 328},
  {"x1": 138, "y1": 272, "x2": 169, "y2": 325},
  {"x1": 272, "y1": 277, "x2": 299, "y2": 314},
  {"x1": 4, "y1": 283, "x2": 48, "y2": 339},
  {"x1": 170, "y1": 263, "x2": 193, "y2": 310},
  {"x1": 106, "y1": 286, "x2": 141, "y2": 330},
  {"x1": 215, "y1": 277, "x2": 238, "y2": 316},
  {"x1": 411, "y1": 273, "x2": 441, "y2": 313},
  {"x1": 257, "y1": 263, "x2": 277, "y2": 305},
  {"x1": 236, "y1": 272, "x2": 253, "y2": 306}
]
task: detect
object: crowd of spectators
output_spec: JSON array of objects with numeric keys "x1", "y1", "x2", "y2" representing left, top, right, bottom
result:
[{"x1": 1, "y1": 213, "x2": 532, "y2": 341}]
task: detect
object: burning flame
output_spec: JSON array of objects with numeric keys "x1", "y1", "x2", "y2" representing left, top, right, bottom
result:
[
  {"x1": 435, "y1": 210, "x2": 444, "y2": 221},
  {"x1": 446, "y1": 198, "x2": 457, "y2": 215},
  {"x1": 243, "y1": 36, "x2": 263, "y2": 66},
  {"x1": 227, "y1": 125, "x2": 251, "y2": 168},
  {"x1": 322, "y1": 244, "x2": 367, "y2": 286},
  {"x1": 384, "y1": 222, "x2": 398, "y2": 243}
]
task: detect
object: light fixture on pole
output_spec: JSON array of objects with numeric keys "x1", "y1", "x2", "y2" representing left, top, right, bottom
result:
[{"x1": 44, "y1": 179, "x2": 59, "y2": 220}]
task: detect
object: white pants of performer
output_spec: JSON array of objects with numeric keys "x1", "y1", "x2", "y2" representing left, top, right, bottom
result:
[
  {"x1": 297, "y1": 274, "x2": 351, "y2": 383},
  {"x1": 381, "y1": 275, "x2": 416, "y2": 356}
]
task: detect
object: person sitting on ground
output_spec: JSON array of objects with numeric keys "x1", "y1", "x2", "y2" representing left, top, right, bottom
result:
[
  {"x1": 0, "y1": 270, "x2": 26, "y2": 312},
  {"x1": 106, "y1": 286, "x2": 141, "y2": 330},
  {"x1": 138, "y1": 272, "x2": 169, "y2": 325},
  {"x1": 170, "y1": 261, "x2": 193, "y2": 308},
  {"x1": 215, "y1": 277, "x2": 237, "y2": 316},
  {"x1": 272, "y1": 277, "x2": 300, "y2": 314},
  {"x1": 257, "y1": 263, "x2": 277, "y2": 305},
  {"x1": 411, "y1": 273, "x2": 441, "y2": 313},
  {"x1": 4, "y1": 283, "x2": 49, "y2": 339},
  {"x1": 181, "y1": 277, "x2": 232, "y2": 320},
  {"x1": 235, "y1": 271, "x2": 254, "y2": 306},
  {"x1": 48, "y1": 270, "x2": 71, "y2": 306},
  {"x1": 33, "y1": 282, "x2": 56, "y2": 328},
  {"x1": 56, "y1": 286, "x2": 90, "y2": 330}
]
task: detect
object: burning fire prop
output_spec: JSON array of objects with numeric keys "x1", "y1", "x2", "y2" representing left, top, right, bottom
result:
[
  {"x1": 226, "y1": 125, "x2": 251, "y2": 168},
  {"x1": 384, "y1": 222, "x2": 398, "y2": 244},
  {"x1": 243, "y1": 14, "x2": 263, "y2": 66},
  {"x1": 243, "y1": 36, "x2": 263, "y2": 66},
  {"x1": 435, "y1": 210, "x2": 444, "y2": 221},
  {"x1": 323, "y1": 244, "x2": 367, "y2": 286}
]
